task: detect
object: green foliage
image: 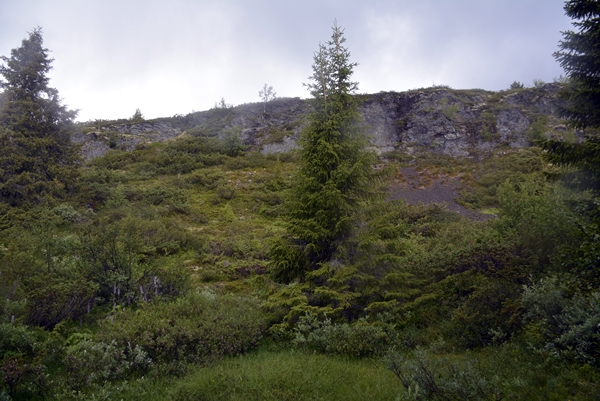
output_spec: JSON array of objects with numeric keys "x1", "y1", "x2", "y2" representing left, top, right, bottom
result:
[
  {"x1": 386, "y1": 349, "x2": 503, "y2": 401},
  {"x1": 0, "y1": 28, "x2": 79, "y2": 207},
  {"x1": 545, "y1": 0, "x2": 600, "y2": 189},
  {"x1": 0, "y1": 221, "x2": 99, "y2": 329},
  {"x1": 25, "y1": 277, "x2": 96, "y2": 329},
  {"x1": 541, "y1": 134, "x2": 600, "y2": 188},
  {"x1": 521, "y1": 274, "x2": 600, "y2": 366},
  {"x1": 131, "y1": 108, "x2": 144, "y2": 122},
  {"x1": 510, "y1": 81, "x2": 525, "y2": 89},
  {"x1": 2, "y1": 18, "x2": 599, "y2": 400},
  {"x1": 62, "y1": 338, "x2": 152, "y2": 392},
  {"x1": 270, "y1": 22, "x2": 379, "y2": 283},
  {"x1": 439, "y1": 97, "x2": 459, "y2": 120},
  {"x1": 527, "y1": 116, "x2": 549, "y2": 142},
  {"x1": 97, "y1": 291, "x2": 267, "y2": 369},
  {"x1": 220, "y1": 126, "x2": 244, "y2": 156},
  {"x1": 0, "y1": 323, "x2": 57, "y2": 400},
  {"x1": 495, "y1": 176, "x2": 576, "y2": 267},
  {"x1": 292, "y1": 314, "x2": 398, "y2": 357},
  {"x1": 457, "y1": 149, "x2": 546, "y2": 209},
  {"x1": 78, "y1": 213, "x2": 193, "y2": 305},
  {"x1": 554, "y1": 0, "x2": 600, "y2": 129},
  {"x1": 557, "y1": 194, "x2": 600, "y2": 284}
]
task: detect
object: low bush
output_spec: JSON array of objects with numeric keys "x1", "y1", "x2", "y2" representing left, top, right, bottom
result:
[
  {"x1": 386, "y1": 349, "x2": 502, "y2": 401},
  {"x1": 62, "y1": 337, "x2": 152, "y2": 392},
  {"x1": 292, "y1": 314, "x2": 398, "y2": 357},
  {"x1": 185, "y1": 170, "x2": 226, "y2": 189},
  {"x1": 97, "y1": 292, "x2": 268, "y2": 369},
  {"x1": 521, "y1": 275, "x2": 600, "y2": 366}
]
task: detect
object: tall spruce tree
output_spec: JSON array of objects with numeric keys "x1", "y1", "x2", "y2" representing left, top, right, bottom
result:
[
  {"x1": 270, "y1": 22, "x2": 378, "y2": 284},
  {"x1": 545, "y1": 0, "x2": 600, "y2": 285},
  {"x1": 544, "y1": 0, "x2": 600, "y2": 183},
  {"x1": 0, "y1": 28, "x2": 79, "y2": 207}
]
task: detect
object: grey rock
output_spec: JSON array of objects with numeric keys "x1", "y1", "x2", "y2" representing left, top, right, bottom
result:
[{"x1": 75, "y1": 83, "x2": 562, "y2": 160}]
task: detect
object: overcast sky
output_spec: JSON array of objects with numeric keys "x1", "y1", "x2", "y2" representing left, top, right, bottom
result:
[{"x1": 0, "y1": 0, "x2": 572, "y2": 122}]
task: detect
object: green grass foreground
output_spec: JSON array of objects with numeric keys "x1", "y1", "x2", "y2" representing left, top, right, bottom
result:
[
  {"x1": 171, "y1": 350, "x2": 400, "y2": 401},
  {"x1": 91, "y1": 345, "x2": 600, "y2": 401},
  {"x1": 96, "y1": 350, "x2": 401, "y2": 400}
]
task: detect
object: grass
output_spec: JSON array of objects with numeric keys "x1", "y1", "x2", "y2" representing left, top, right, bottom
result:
[
  {"x1": 171, "y1": 349, "x2": 401, "y2": 401},
  {"x1": 90, "y1": 344, "x2": 600, "y2": 401},
  {"x1": 82, "y1": 349, "x2": 400, "y2": 400}
]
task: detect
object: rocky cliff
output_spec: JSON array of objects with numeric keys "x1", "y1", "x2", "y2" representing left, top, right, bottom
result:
[{"x1": 75, "y1": 83, "x2": 567, "y2": 160}]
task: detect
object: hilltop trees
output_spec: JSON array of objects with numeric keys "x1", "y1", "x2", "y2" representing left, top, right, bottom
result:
[
  {"x1": 0, "y1": 27, "x2": 79, "y2": 207},
  {"x1": 259, "y1": 84, "x2": 276, "y2": 113}
]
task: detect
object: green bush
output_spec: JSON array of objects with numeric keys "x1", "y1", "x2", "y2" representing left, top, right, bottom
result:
[
  {"x1": 292, "y1": 314, "x2": 398, "y2": 357},
  {"x1": 521, "y1": 275, "x2": 600, "y2": 366},
  {"x1": 62, "y1": 337, "x2": 151, "y2": 392},
  {"x1": 97, "y1": 292, "x2": 268, "y2": 368},
  {"x1": 216, "y1": 186, "x2": 236, "y2": 200},
  {"x1": 495, "y1": 176, "x2": 576, "y2": 267},
  {"x1": 0, "y1": 324, "x2": 57, "y2": 400},
  {"x1": 185, "y1": 170, "x2": 226, "y2": 189},
  {"x1": 386, "y1": 349, "x2": 503, "y2": 401}
]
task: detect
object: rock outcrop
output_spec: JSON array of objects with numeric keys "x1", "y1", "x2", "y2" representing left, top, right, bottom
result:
[
  {"x1": 73, "y1": 121, "x2": 183, "y2": 160},
  {"x1": 76, "y1": 83, "x2": 565, "y2": 160}
]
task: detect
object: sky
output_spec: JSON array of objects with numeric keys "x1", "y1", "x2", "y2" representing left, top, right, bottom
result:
[{"x1": 0, "y1": 0, "x2": 573, "y2": 122}]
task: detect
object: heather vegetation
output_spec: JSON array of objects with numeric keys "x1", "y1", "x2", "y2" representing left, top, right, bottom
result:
[{"x1": 1, "y1": 5, "x2": 600, "y2": 400}]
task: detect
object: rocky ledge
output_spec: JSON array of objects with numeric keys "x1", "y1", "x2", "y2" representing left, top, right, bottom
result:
[{"x1": 76, "y1": 83, "x2": 567, "y2": 160}]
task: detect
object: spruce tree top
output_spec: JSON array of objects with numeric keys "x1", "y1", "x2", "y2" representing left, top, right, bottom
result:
[
  {"x1": 0, "y1": 27, "x2": 76, "y2": 130},
  {"x1": 305, "y1": 21, "x2": 358, "y2": 114}
]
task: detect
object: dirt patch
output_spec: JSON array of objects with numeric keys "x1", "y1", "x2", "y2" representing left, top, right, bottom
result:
[{"x1": 388, "y1": 167, "x2": 490, "y2": 221}]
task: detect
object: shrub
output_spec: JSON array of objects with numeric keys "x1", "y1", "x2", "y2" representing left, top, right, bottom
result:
[
  {"x1": 52, "y1": 204, "x2": 84, "y2": 224},
  {"x1": 510, "y1": 81, "x2": 524, "y2": 89},
  {"x1": 521, "y1": 275, "x2": 600, "y2": 366},
  {"x1": 495, "y1": 176, "x2": 576, "y2": 267},
  {"x1": 62, "y1": 337, "x2": 151, "y2": 392},
  {"x1": 97, "y1": 292, "x2": 268, "y2": 368},
  {"x1": 185, "y1": 170, "x2": 226, "y2": 189},
  {"x1": 292, "y1": 314, "x2": 398, "y2": 357},
  {"x1": 0, "y1": 324, "x2": 56, "y2": 400},
  {"x1": 386, "y1": 349, "x2": 503, "y2": 401},
  {"x1": 217, "y1": 186, "x2": 236, "y2": 200}
]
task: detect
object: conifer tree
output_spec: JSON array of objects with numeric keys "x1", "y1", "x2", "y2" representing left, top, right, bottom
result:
[
  {"x1": 545, "y1": 0, "x2": 600, "y2": 285},
  {"x1": 270, "y1": 22, "x2": 378, "y2": 284},
  {"x1": 544, "y1": 0, "x2": 600, "y2": 184},
  {"x1": 0, "y1": 28, "x2": 79, "y2": 206}
]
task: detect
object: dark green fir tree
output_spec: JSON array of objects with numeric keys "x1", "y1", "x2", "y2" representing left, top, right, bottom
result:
[
  {"x1": 545, "y1": 0, "x2": 600, "y2": 284},
  {"x1": 266, "y1": 22, "x2": 394, "y2": 325},
  {"x1": 270, "y1": 22, "x2": 378, "y2": 283},
  {"x1": 0, "y1": 27, "x2": 79, "y2": 207},
  {"x1": 545, "y1": 0, "x2": 600, "y2": 184}
]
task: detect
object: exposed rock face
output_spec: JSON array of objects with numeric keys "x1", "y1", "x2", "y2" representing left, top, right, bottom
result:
[
  {"x1": 73, "y1": 121, "x2": 183, "y2": 160},
  {"x1": 359, "y1": 83, "x2": 562, "y2": 157},
  {"x1": 76, "y1": 83, "x2": 564, "y2": 160}
]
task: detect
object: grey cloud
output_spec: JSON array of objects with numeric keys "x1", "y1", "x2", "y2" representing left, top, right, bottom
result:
[{"x1": 0, "y1": 0, "x2": 572, "y2": 121}]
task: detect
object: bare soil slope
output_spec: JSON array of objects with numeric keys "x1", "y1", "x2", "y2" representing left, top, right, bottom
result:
[{"x1": 388, "y1": 167, "x2": 490, "y2": 221}]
